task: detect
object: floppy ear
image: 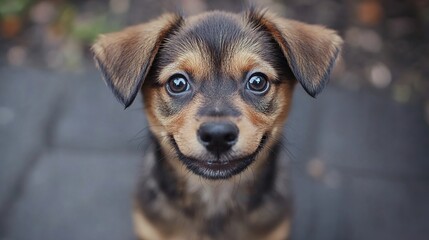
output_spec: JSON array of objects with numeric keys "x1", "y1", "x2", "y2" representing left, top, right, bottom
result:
[
  {"x1": 92, "y1": 13, "x2": 182, "y2": 108},
  {"x1": 247, "y1": 10, "x2": 343, "y2": 97}
]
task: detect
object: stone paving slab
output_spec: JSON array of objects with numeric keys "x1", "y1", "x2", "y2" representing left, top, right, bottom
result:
[
  {"x1": 342, "y1": 176, "x2": 429, "y2": 240},
  {"x1": 291, "y1": 160, "x2": 429, "y2": 240},
  {"x1": 0, "y1": 67, "x2": 69, "y2": 209},
  {"x1": 290, "y1": 162, "x2": 344, "y2": 240},
  {"x1": 282, "y1": 87, "x2": 429, "y2": 240},
  {"x1": 290, "y1": 86, "x2": 429, "y2": 177},
  {"x1": 3, "y1": 149, "x2": 142, "y2": 240},
  {"x1": 51, "y1": 68, "x2": 148, "y2": 151}
]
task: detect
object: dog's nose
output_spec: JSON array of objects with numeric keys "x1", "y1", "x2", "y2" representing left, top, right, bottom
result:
[{"x1": 197, "y1": 122, "x2": 239, "y2": 154}]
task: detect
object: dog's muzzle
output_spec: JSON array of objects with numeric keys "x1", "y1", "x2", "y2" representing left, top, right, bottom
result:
[{"x1": 197, "y1": 121, "x2": 239, "y2": 155}]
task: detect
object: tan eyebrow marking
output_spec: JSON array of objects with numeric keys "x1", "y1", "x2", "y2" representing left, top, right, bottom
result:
[
  {"x1": 226, "y1": 51, "x2": 278, "y2": 80},
  {"x1": 158, "y1": 50, "x2": 211, "y2": 83}
]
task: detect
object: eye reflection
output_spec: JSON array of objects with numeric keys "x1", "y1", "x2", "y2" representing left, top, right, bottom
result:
[
  {"x1": 246, "y1": 73, "x2": 269, "y2": 94},
  {"x1": 167, "y1": 74, "x2": 190, "y2": 95}
]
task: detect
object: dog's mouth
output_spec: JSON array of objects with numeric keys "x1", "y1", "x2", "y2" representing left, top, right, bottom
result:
[{"x1": 169, "y1": 134, "x2": 268, "y2": 180}]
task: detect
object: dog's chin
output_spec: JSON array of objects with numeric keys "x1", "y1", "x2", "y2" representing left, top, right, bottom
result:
[{"x1": 169, "y1": 135, "x2": 267, "y2": 180}]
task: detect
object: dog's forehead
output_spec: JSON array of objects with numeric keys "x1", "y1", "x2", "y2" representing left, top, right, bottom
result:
[
  {"x1": 157, "y1": 11, "x2": 277, "y2": 82},
  {"x1": 180, "y1": 12, "x2": 250, "y2": 58}
]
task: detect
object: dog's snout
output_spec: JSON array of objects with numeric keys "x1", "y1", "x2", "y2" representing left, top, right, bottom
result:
[{"x1": 197, "y1": 122, "x2": 238, "y2": 154}]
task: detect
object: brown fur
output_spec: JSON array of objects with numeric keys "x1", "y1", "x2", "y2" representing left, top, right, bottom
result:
[
  {"x1": 92, "y1": 13, "x2": 183, "y2": 108},
  {"x1": 92, "y1": 8, "x2": 342, "y2": 240},
  {"x1": 250, "y1": 11, "x2": 343, "y2": 96}
]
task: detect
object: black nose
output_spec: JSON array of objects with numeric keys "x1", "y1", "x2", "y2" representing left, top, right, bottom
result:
[{"x1": 197, "y1": 122, "x2": 239, "y2": 154}]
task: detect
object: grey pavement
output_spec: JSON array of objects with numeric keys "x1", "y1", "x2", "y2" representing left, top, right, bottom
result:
[{"x1": 1, "y1": 65, "x2": 429, "y2": 240}]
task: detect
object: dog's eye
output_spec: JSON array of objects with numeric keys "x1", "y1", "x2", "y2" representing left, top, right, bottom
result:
[
  {"x1": 246, "y1": 73, "x2": 269, "y2": 94},
  {"x1": 166, "y1": 74, "x2": 190, "y2": 95}
]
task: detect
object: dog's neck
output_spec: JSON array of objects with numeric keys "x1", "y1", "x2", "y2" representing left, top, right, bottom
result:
[{"x1": 149, "y1": 136, "x2": 281, "y2": 217}]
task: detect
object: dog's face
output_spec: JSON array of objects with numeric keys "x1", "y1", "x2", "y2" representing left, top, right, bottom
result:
[{"x1": 92, "y1": 9, "x2": 342, "y2": 179}]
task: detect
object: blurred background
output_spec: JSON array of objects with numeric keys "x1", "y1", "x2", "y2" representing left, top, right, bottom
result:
[{"x1": 0, "y1": 0, "x2": 428, "y2": 239}]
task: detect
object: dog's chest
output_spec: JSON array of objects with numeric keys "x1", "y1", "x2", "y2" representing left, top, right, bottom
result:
[
  {"x1": 185, "y1": 174, "x2": 249, "y2": 216},
  {"x1": 135, "y1": 144, "x2": 290, "y2": 240}
]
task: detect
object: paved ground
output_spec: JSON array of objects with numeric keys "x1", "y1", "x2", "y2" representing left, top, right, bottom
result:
[{"x1": 1, "y1": 64, "x2": 429, "y2": 240}]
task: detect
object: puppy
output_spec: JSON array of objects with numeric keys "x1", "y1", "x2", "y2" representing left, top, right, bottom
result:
[{"x1": 92, "y1": 8, "x2": 342, "y2": 240}]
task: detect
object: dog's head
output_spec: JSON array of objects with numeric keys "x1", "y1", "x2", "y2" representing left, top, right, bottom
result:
[{"x1": 92, "y1": 9, "x2": 342, "y2": 180}]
